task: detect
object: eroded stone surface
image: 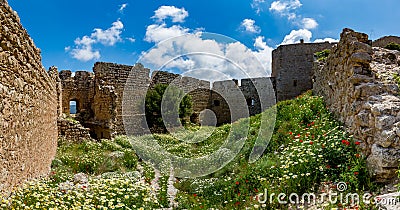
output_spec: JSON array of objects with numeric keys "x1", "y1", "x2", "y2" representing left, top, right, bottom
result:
[
  {"x1": 0, "y1": 2, "x2": 58, "y2": 195},
  {"x1": 313, "y1": 28, "x2": 400, "y2": 181}
]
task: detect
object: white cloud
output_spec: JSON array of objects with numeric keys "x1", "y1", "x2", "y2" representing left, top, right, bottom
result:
[
  {"x1": 240, "y1": 19, "x2": 261, "y2": 34},
  {"x1": 70, "y1": 36, "x2": 100, "y2": 62},
  {"x1": 302, "y1": 18, "x2": 318, "y2": 29},
  {"x1": 141, "y1": 33, "x2": 274, "y2": 82},
  {"x1": 119, "y1": 3, "x2": 128, "y2": 13},
  {"x1": 281, "y1": 29, "x2": 312, "y2": 45},
  {"x1": 141, "y1": 6, "x2": 273, "y2": 81},
  {"x1": 144, "y1": 23, "x2": 190, "y2": 43},
  {"x1": 269, "y1": 0, "x2": 302, "y2": 19},
  {"x1": 270, "y1": 0, "x2": 302, "y2": 12},
  {"x1": 91, "y1": 20, "x2": 124, "y2": 46},
  {"x1": 251, "y1": 0, "x2": 267, "y2": 14},
  {"x1": 127, "y1": 37, "x2": 136, "y2": 43},
  {"x1": 253, "y1": 36, "x2": 274, "y2": 71},
  {"x1": 152, "y1": 6, "x2": 189, "y2": 23},
  {"x1": 314, "y1": 38, "x2": 339, "y2": 43},
  {"x1": 68, "y1": 20, "x2": 124, "y2": 61}
]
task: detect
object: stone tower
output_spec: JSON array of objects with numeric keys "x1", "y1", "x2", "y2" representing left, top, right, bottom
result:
[{"x1": 272, "y1": 41, "x2": 335, "y2": 101}]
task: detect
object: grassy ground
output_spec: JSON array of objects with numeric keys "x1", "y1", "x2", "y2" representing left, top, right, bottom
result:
[{"x1": 1, "y1": 91, "x2": 389, "y2": 209}]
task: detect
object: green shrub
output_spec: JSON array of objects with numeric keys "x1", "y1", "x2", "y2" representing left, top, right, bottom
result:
[
  {"x1": 393, "y1": 73, "x2": 400, "y2": 89},
  {"x1": 314, "y1": 49, "x2": 331, "y2": 61},
  {"x1": 145, "y1": 84, "x2": 193, "y2": 133},
  {"x1": 53, "y1": 139, "x2": 138, "y2": 178},
  {"x1": 385, "y1": 42, "x2": 400, "y2": 51}
]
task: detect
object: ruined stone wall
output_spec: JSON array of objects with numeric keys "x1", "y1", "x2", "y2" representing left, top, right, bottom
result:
[
  {"x1": 0, "y1": 1, "x2": 58, "y2": 194},
  {"x1": 211, "y1": 80, "x2": 249, "y2": 124},
  {"x1": 209, "y1": 78, "x2": 275, "y2": 125},
  {"x1": 58, "y1": 118, "x2": 92, "y2": 142},
  {"x1": 240, "y1": 77, "x2": 276, "y2": 116},
  {"x1": 373, "y1": 36, "x2": 400, "y2": 48},
  {"x1": 48, "y1": 66, "x2": 63, "y2": 117},
  {"x1": 150, "y1": 71, "x2": 211, "y2": 122},
  {"x1": 60, "y1": 70, "x2": 94, "y2": 118},
  {"x1": 272, "y1": 42, "x2": 335, "y2": 101},
  {"x1": 313, "y1": 28, "x2": 400, "y2": 182},
  {"x1": 93, "y1": 62, "x2": 150, "y2": 137},
  {"x1": 60, "y1": 63, "x2": 274, "y2": 137}
]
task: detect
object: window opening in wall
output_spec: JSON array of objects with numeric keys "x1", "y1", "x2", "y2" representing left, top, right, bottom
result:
[
  {"x1": 293, "y1": 80, "x2": 297, "y2": 87},
  {"x1": 70, "y1": 100, "x2": 77, "y2": 114},
  {"x1": 213, "y1": 100, "x2": 220, "y2": 106},
  {"x1": 246, "y1": 98, "x2": 255, "y2": 106}
]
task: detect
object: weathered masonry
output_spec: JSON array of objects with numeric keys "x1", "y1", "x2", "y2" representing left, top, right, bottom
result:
[
  {"x1": 58, "y1": 41, "x2": 337, "y2": 140},
  {"x1": 272, "y1": 41, "x2": 335, "y2": 101},
  {"x1": 59, "y1": 63, "x2": 277, "y2": 138},
  {"x1": 0, "y1": 1, "x2": 58, "y2": 195},
  {"x1": 313, "y1": 28, "x2": 400, "y2": 181}
]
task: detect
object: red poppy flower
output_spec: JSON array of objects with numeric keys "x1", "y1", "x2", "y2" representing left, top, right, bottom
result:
[
  {"x1": 355, "y1": 154, "x2": 360, "y2": 158},
  {"x1": 289, "y1": 132, "x2": 293, "y2": 135},
  {"x1": 355, "y1": 141, "x2": 360, "y2": 145},
  {"x1": 354, "y1": 171, "x2": 359, "y2": 175},
  {"x1": 309, "y1": 141, "x2": 313, "y2": 145},
  {"x1": 300, "y1": 140, "x2": 303, "y2": 143},
  {"x1": 235, "y1": 181, "x2": 239, "y2": 185},
  {"x1": 193, "y1": 193, "x2": 197, "y2": 197},
  {"x1": 326, "y1": 165, "x2": 331, "y2": 169}
]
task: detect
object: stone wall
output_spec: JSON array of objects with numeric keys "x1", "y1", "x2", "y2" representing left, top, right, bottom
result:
[
  {"x1": 59, "y1": 62, "x2": 150, "y2": 138},
  {"x1": 272, "y1": 41, "x2": 335, "y2": 101},
  {"x1": 150, "y1": 71, "x2": 211, "y2": 120},
  {"x1": 58, "y1": 117, "x2": 92, "y2": 142},
  {"x1": 0, "y1": 1, "x2": 58, "y2": 194},
  {"x1": 373, "y1": 36, "x2": 400, "y2": 48},
  {"x1": 60, "y1": 63, "x2": 274, "y2": 137},
  {"x1": 313, "y1": 28, "x2": 400, "y2": 182},
  {"x1": 209, "y1": 77, "x2": 275, "y2": 125}
]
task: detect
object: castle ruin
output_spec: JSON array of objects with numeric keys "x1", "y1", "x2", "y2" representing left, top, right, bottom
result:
[
  {"x1": 58, "y1": 64, "x2": 277, "y2": 138},
  {"x1": 1, "y1": 0, "x2": 400, "y2": 196},
  {"x1": 56, "y1": 38, "x2": 336, "y2": 141}
]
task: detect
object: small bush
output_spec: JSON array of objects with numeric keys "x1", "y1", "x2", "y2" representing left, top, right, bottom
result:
[
  {"x1": 145, "y1": 84, "x2": 193, "y2": 133},
  {"x1": 385, "y1": 42, "x2": 400, "y2": 51},
  {"x1": 315, "y1": 49, "x2": 331, "y2": 61}
]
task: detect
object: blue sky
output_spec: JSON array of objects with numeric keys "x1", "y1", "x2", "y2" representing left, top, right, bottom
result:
[{"x1": 7, "y1": 0, "x2": 400, "y2": 80}]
